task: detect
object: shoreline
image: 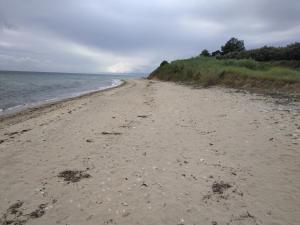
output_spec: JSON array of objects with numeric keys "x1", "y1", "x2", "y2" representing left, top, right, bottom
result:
[{"x1": 0, "y1": 79, "x2": 127, "y2": 128}]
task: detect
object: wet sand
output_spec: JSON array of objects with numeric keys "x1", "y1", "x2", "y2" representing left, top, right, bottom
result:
[{"x1": 0, "y1": 79, "x2": 299, "y2": 225}]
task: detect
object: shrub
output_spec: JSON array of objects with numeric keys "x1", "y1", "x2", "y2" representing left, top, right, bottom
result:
[
  {"x1": 219, "y1": 43, "x2": 300, "y2": 61},
  {"x1": 160, "y1": 60, "x2": 169, "y2": 67},
  {"x1": 200, "y1": 49, "x2": 210, "y2": 57},
  {"x1": 212, "y1": 50, "x2": 222, "y2": 57},
  {"x1": 221, "y1": 37, "x2": 245, "y2": 55}
]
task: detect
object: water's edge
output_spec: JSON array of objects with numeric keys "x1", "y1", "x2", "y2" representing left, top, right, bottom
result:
[{"x1": 0, "y1": 79, "x2": 126, "y2": 121}]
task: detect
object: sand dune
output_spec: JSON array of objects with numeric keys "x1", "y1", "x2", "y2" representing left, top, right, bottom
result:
[{"x1": 0, "y1": 79, "x2": 299, "y2": 225}]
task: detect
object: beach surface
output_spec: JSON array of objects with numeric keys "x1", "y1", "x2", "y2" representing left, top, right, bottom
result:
[{"x1": 0, "y1": 79, "x2": 299, "y2": 225}]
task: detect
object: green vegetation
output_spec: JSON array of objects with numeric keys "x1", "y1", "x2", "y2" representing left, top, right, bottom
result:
[
  {"x1": 148, "y1": 57, "x2": 300, "y2": 93},
  {"x1": 209, "y1": 37, "x2": 300, "y2": 61},
  {"x1": 148, "y1": 38, "x2": 300, "y2": 94},
  {"x1": 200, "y1": 49, "x2": 210, "y2": 57},
  {"x1": 221, "y1": 37, "x2": 245, "y2": 55},
  {"x1": 218, "y1": 43, "x2": 300, "y2": 61}
]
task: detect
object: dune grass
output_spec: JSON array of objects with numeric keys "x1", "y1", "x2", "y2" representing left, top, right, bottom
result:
[{"x1": 149, "y1": 57, "x2": 300, "y2": 92}]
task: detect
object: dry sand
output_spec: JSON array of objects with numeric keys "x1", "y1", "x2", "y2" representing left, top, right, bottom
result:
[{"x1": 0, "y1": 79, "x2": 299, "y2": 225}]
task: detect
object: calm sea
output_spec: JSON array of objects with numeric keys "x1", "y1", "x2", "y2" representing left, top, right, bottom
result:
[{"x1": 0, "y1": 71, "x2": 141, "y2": 115}]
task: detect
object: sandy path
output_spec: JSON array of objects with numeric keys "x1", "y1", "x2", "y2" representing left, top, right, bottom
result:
[{"x1": 0, "y1": 79, "x2": 299, "y2": 225}]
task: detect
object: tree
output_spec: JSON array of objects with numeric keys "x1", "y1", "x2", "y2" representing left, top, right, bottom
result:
[
  {"x1": 221, "y1": 37, "x2": 245, "y2": 55},
  {"x1": 212, "y1": 50, "x2": 222, "y2": 57},
  {"x1": 200, "y1": 49, "x2": 210, "y2": 57},
  {"x1": 160, "y1": 60, "x2": 169, "y2": 67}
]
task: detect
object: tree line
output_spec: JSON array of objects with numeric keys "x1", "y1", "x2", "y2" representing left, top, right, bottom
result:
[{"x1": 200, "y1": 37, "x2": 300, "y2": 61}]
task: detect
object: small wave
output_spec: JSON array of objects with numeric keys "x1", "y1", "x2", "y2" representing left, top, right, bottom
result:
[
  {"x1": 69, "y1": 79, "x2": 123, "y2": 97},
  {"x1": 6, "y1": 104, "x2": 24, "y2": 111},
  {"x1": 0, "y1": 104, "x2": 26, "y2": 116},
  {"x1": 111, "y1": 79, "x2": 123, "y2": 87},
  {"x1": 44, "y1": 97, "x2": 60, "y2": 102}
]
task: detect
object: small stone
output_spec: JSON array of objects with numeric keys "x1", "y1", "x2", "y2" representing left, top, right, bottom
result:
[
  {"x1": 141, "y1": 182, "x2": 148, "y2": 187},
  {"x1": 122, "y1": 212, "x2": 130, "y2": 217}
]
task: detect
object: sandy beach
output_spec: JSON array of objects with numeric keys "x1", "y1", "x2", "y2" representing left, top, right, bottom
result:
[{"x1": 0, "y1": 78, "x2": 299, "y2": 225}]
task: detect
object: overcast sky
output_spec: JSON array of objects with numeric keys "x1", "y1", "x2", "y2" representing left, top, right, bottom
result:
[{"x1": 0, "y1": 0, "x2": 299, "y2": 73}]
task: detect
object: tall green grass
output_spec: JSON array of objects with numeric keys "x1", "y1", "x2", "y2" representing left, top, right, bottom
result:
[{"x1": 149, "y1": 57, "x2": 300, "y2": 91}]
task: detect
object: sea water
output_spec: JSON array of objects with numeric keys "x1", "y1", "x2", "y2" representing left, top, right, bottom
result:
[{"x1": 0, "y1": 71, "x2": 141, "y2": 115}]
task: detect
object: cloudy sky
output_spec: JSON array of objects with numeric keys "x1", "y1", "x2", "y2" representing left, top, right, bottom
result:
[{"x1": 0, "y1": 0, "x2": 299, "y2": 73}]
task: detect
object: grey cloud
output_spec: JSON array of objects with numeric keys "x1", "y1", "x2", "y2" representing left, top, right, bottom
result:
[{"x1": 0, "y1": 0, "x2": 299, "y2": 73}]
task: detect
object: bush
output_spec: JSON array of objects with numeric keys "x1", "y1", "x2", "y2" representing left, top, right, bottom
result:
[
  {"x1": 200, "y1": 49, "x2": 210, "y2": 57},
  {"x1": 218, "y1": 43, "x2": 300, "y2": 61},
  {"x1": 160, "y1": 60, "x2": 169, "y2": 67},
  {"x1": 221, "y1": 37, "x2": 245, "y2": 55},
  {"x1": 212, "y1": 50, "x2": 222, "y2": 57}
]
